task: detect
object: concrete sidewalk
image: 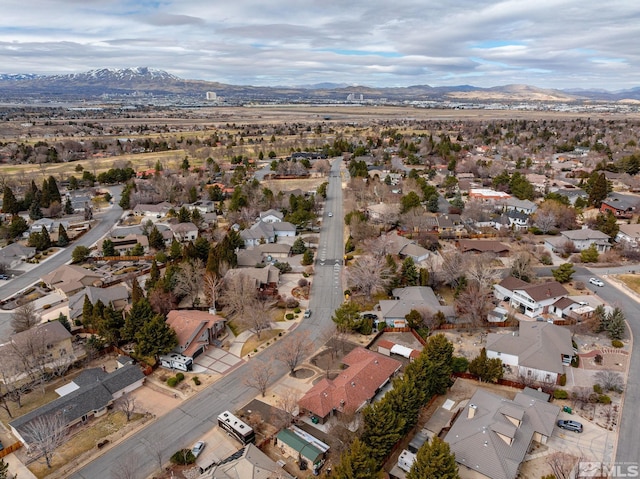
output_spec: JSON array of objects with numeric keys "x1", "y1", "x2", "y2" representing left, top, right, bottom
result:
[
  {"x1": 228, "y1": 317, "x2": 302, "y2": 358},
  {"x1": 4, "y1": 452, "x2": 37, "y2": 479}
]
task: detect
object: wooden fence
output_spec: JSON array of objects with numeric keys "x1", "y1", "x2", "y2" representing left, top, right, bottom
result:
[{"x1": 0, "y1": 441, "x2": 22, "y2": 458}]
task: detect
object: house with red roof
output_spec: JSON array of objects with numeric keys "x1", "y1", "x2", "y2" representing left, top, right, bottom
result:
[
  {"x1": 298, "y1": 347, "x2": 401, "y2": 424},
  {"x1": 166, "y1": 309, "x2": 226, "y2": 359}
]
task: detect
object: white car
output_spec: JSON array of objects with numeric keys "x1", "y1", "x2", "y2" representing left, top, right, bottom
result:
[
  {"x1": 328, "y1": 212, "x2": 333, "y2": 217},
  {"x1": 192, "y1": 441, "x2": 205, "y2": 458},
  {"x1": 589, "y1": 278, "x2": 604, "y2": 287}
]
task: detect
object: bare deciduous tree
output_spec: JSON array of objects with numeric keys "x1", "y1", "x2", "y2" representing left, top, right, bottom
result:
[
  {"x1": 173, "y1": 259, "x2": 205, "y2": 307},
  {"x1": 144, "y1": 434, "x2": 166, "y2": 473},
  {"x1": 244, "y1": 362, "x2": 274, "y2": 397},
  {"x1": 546, "y1": 452, "x2": 578, "y2": 479},
  {"x1": 510, "y1": 248, "x2": 536, "y2": 282},
  {"x1": 533, "y1": 209, "x2": 557, "y2": 234},
  {"x1": 22, "y1": 412, "x2": 68, "y2": 468},
  {"x1": 239, "y1": 297, "x2": 273, "y2": 340},
  {"x1": 220, "y1": 273, "x2": 258, "y2": 320},
  {"x1": 11, "y1": 301, "x2": 40, "y2": 333},
  {"x1": 465, "y1": 253, "x2": 501, "y2": 290},
  {"x1": 279, "y1": 331, "x2": 313, "y2": 375},
  {"x1": 119, "y1": 395, "x2": 137, "y2": 421},
  {"x1": 346, "y1": 254, "x2": 392, "y2": 301},
  {"x1": 594, "y1": 370, "x2": 624, "y2": 392},
  {"x1": 203, "y1": 271, "x2": 223, "y2": 313},
  {"x1": 273, "y1": 389, "x2": 300, "y2": 428},
  {"x1": 455, "y1": 282, "x2": 492, "y2": 328},
  {"x1": 439, "y1": 249, "x2": 465, "y2": 288}
]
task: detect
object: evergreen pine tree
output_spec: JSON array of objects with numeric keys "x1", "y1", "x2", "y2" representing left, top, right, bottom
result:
[
  {"x1": 57, "y1": 223, "x2": 69, "y2": 246},
  {"x1": 47, "y1": 175, "x2": 62, "y2": 204},
  {"x1": 131, "y1": 278, "x2": 144, "y2": 304},
  {"x1": 148, "y1": 226, "x2": 165, "y2": 250},
  {"x1": 147, "y1": 260, "x2": 160, "y2": 291},
  {"x1": 362, "y1": 399, "x2": 406, "y2": 463},
  {"x1": 0, "y1": 458, "x2": 10, "y2": 479},
  {"x1": 2, "y1": 186, "x2": 19, "y2": 215},
  {"x1": 64, "y1": 197, "x2": 74, "y2": 214},
  {"x1": 330, "y1": 438, "x2": 379, "y2": 479},
  {"x1": 82, "y1": 295, "x2": 94, "y2": 327},
  {"x1": 407, "y1": 437, "x2": 460, "y2": 479},
  {"x1": 123, "y1": 298, "x2": 155, "y2": 341},
  {"x1": 401, "y1": 257, "x2": 419, "y2": 286},
  {"x1": 29, "y1": 200, "x2": 43, "y2": 220},
  {"x1": 41, "y1": 177, "x2": 51, "y2": 208},
  {"x1": 135, "y1": 314, "x2": 178, "y2": 359},
  {"x1": 40, "y1": 227, "x2": 51, "y2": 250}
]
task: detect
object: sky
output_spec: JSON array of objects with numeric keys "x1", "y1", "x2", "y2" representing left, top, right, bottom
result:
[{"x1": 1, "y1": 0, "x2": 639, "y2": 90}]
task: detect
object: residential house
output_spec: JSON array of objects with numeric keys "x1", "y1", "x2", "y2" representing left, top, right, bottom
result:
[
  {"x1": 550, "y1": 188, "x2": 587, "y2": 206},
  {"x1": 236, "y1": 243, "x2": 292, "y2": 267},
  {"x1": 41, "y1": 264, "x2": 105, "y2": 297},
  {"x1": 600, "y1": 193, "x2": 639, "y2": 219},
  {"x1": 170, "y1": 222, "x2": 199, "y2": 242},
  {"x1": 97, "y1": 234, "x2": 149, "y2": 255},
  {"x1": 503, "y1": 198, "x2": 537, "y2": 215},
  {"x1": 505, "y1": 210, "x2": 530, "y2": 230},
  {"x1": 0, "y1": 243, "x2": 36, "y2": 269},
  {"x1": 386, "y1": 231, "x2": 430, "y2": 263},
  {"x1": 446, "y1": 388, "x2": 560, "y2": 479},
  {"x1": 545, "y1": 228, "x2": 611, "y2": 253},
  {"x1": 298, "y1": 347, "x2": 401, "y2": 423},
  {"x1": 0, "y1": 321, "x2": 74, "y2": 383},
  {"x1": 10, "y1": 364, "x2": 144, "y2": 449},
  {"x1": 186, "y1": 200, "x2": 216, "y2": 214},
  {"x1": 616, "y1": 223, "x2": 640, "y2": 246},
  {"x1": 67, "y1": 285, "x2": 130, "y2": 321},
  {"x1": 199, "y1": 443, "x2": 295, "y2": 479},
  {"x1": 258, "y1": 209, "x2": 284, "y2": 223},
  {"x1": 132, "y1": 201, "x2": 173, "y2": 218},
  {"x1": 378, "y1": 286, "x2": 454, "y2": 328},
  {"x1": 240, "y1": 218, "x2": 297, "y2": 247},
  {"x1": 68, "y1": 194, "x2": 92, "y2": 213},
  {"x1": 224, "y1": 265, "x2": 280, "y2": 293},
  {"x1": 166, "y1": 310, "x2": 226, "y2": 360},
  {"x1": 493, "y1": 276, "x2": 529, "y2": 302},
  {"x1": 486, "y1": 322, "x2": 574, "y2": 384},
  {"x1": 457, "y1": 239, "x2": 510, "y2": 256},
  {"x1": 506, "y1": 280, "x2": 569, "y2": 318},
  {"x1": 437, "y1": 214, "x2": 466, "y2": 238}
]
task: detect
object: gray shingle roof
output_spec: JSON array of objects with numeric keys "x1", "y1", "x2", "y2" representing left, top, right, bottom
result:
[{"x1": 446, "y1": 388, "x2": 559, "y2": 479}]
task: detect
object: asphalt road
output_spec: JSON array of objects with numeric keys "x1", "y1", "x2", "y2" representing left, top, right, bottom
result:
[
  {"x1": 69, "y1": 161, "x2": 346, "y2": 479},
  {"x1": 581, "y1": 266, "x2": 640, "y2": 466},
  {"x1": 0, "y1": 186, "x2": 124, "y2": 342}
]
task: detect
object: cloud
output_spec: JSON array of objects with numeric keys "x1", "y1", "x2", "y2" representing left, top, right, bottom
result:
[{"x1": 0, "y1": 0, "x2": 638, "y2": 89}]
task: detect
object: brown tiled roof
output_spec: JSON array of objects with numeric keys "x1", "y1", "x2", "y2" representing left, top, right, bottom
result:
[
  {"x1": 298, "y1": 348, "x2": 401, "y2": 419},
  {"x1": 497, "y1": 276, "x2": 529, "y2": 292},
  {"x1": 166, "y1": 310, "x2": 225, "y2": 358}
]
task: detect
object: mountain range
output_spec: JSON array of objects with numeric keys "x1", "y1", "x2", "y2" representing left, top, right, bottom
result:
[{"x1": 1, "y1": 67, "x2": 639, "y2": 103}]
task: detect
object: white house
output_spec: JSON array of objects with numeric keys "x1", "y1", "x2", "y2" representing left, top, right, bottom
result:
[
  {"x1": 486, "y1": 322, "x2": 574, "y2": 384},
  {"x1": 546, "y1": 228, "x2": 611, "y2": 253},
  {"x1": 132, "y1": 201, "x2": 173, "y2": 218},
  {"x1": 170, "y1": 222, "x2": 199, "y2": 242},
  {"x1": 616, "y1": 224, "x2": 640, "y2": 247},
  {"x1": 508, "y1": 281, "x2": 569, "y2": 318},
  {"x1": 259, "y1": 209, "x2": 285, "y2": 223},
  {"x1": 503, "y1": 198, "x2": 538, "y2": 215}
]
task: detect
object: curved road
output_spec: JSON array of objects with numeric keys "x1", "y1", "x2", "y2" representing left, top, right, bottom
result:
[
  {"x1": 0, "y1": 186, "x2": 124, "y2": 341},
  {"x1": 69, "y1": 160, "x2": 346, "y2": 478}
]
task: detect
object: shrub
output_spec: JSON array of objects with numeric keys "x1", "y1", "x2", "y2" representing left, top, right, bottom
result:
[
  {"x1": 595, "y1": 354, "x2": 603, "y2": 365},
  {"x1": 167, "y1": 377, "x2": 178, "y2": 387},
  {"x1": 598, "y1": 395, "x2": 611, "y2": 404},
  {"x1": 574, "y1": 281, "x2": 585, "y2": 290},
  {"x1": 593, "y1": 384, "x2": 603, "y2": 394},
  {"x1": 540, "y1": 252, "x2": 553, "y2": 265},
  {"x1": 285, "y1": 297, "x2": 299, "y2": 309},
  {"x1": 176, "y1": 372, "x2": 185, "y2": 382},
  {"x1": 285, "y1": 313, "x2": 294, "y2": 320},
  {"x1": 571, "y1": 355, "x2": 580, "y2": 368},
  {"x1": 170, "y1": 449, "x2": 195, "y2": 465},
  {"x1": 559, "y1": 373, "x2": 567, "y2": 386},
  {"x1": 612, "y1": 339, "x2": 624, "y2": 348},
  {"x1": 294, "y1": 307, "x2": 301, "y2": 314},
  {"x1": 554, "y1": 389, "x2": 569, "y2": 399},
  {"x1": 253, "y1": 348, "x2": 258, "y2": 353},
  {"x1": 298, "y1": 278, "x2": 308, "y2": 287},
  {"x1": 452, "y1": 356, "x2": 469, "y2": 373},
  {"x1": 192, "y1": 376, "x2": 201, "y2": 386}
]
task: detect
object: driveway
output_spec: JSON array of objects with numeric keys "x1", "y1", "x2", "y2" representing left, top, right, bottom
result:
[
  {"x1": 546, "y1": 411, "x2": 615, "y2": 464},
  {"x1": 193, "y1": 348, "x2": 243, "y2": 374}
]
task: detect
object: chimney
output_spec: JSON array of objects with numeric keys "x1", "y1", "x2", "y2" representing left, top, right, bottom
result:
[
  {"x1": 546, "y1": 288, "x2": 551, "y2": 297},
  {"x1": 468, "y1": 404, "x2": 477, "y2": 419}
]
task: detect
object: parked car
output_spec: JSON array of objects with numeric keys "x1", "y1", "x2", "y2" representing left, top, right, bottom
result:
[
  {"x1": 589, "y1": 278, "x2": 604, "y2": 287},
  {"x1": 191, "y1": 441, "x2": 205, "y2": 458},
  {"x1": 557, "y1": 420, "x2": 583, "y2": 433},
  {"x1": 0, "y1": 274, "x2": 8, "y2": 280},
  {"x1": 327, "y1": 212, "x2": 333, "y2": 217},
  {"x1": 304, "y1": 309, "x2": 312, "y2": 318}
]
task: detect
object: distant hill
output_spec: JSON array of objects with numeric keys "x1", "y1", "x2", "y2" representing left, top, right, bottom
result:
[{"x1": 0, "y1": 67, "x2": 638, "y2": 103}]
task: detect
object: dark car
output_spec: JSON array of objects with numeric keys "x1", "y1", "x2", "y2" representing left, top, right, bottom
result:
[{"x1": 557, "y1": 419, "x2": 583, "y2": 433}]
